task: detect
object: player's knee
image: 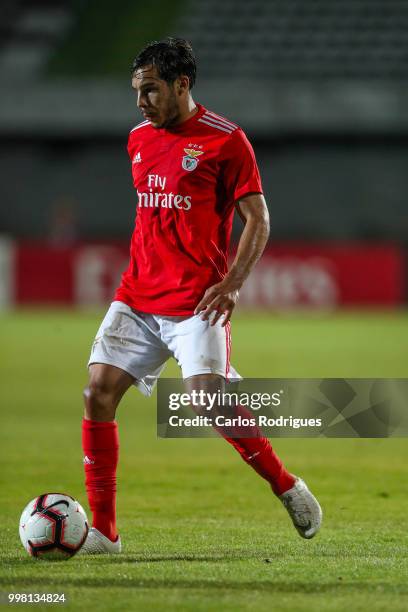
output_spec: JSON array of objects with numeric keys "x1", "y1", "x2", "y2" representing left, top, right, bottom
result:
[{"x1": 83, "y1": 378, "x2": 116, "y2": 419}]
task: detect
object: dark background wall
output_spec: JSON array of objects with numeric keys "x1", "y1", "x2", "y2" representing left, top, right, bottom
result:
[
  {"x1": 1, "y1": 136, "x2": 407, "y2": 242},
  {"x1": 1, "y1": 0, "x2": 407, "y2": 244}
]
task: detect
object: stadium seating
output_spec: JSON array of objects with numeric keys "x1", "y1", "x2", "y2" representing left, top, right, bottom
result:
[
  {"x1": 179, "y1": 0, "x2": 408, "y2": 79},
  {"x1": 3, "y1": 0, "x2": 407, "y2": 81},
  {"x1": 0, "y1": 0, "x2": 72, "y2": 79},
  {"x1": 0, "y1": 0, "x2": 406, "y2": 243}
]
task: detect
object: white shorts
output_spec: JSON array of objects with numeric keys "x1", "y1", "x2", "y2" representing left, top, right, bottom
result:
[{"x1": 88, "y1": 301, "x2": 241, "y2": 396}]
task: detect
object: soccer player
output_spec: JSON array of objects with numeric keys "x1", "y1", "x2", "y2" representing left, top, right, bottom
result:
[{"x1": 80, "y1": 38, "x2": 322, "y2": 554}]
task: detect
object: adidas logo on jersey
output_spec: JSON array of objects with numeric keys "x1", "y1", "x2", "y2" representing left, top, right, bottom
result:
[{"x1": 132, "y1": 152, "x2": 142, "y2": 164}]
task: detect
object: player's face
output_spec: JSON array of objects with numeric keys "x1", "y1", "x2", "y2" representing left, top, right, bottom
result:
[{"x1": 132, "y1": 65, "x2": 181, "y2": 129}]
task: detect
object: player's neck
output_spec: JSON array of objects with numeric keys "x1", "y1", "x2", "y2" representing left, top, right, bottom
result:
[{"x1": 175, "y1": 98, "x2": 198, "y2": 126}]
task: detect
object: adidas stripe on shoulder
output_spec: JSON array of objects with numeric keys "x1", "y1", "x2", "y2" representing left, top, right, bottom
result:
[
  {"x1": 130, "y1": 120, "x2": 150, "y2": 133},
  {"x1": 205, "y1": 110, "x2": 238, "y2": 129},
  {"x1": 198, "y1": 111, "x2": 238, "y2": 134}
]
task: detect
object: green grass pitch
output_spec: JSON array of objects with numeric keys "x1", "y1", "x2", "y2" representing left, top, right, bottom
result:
[{"x1": 1, "y1": 309, "x2": 407, "y2": 611}]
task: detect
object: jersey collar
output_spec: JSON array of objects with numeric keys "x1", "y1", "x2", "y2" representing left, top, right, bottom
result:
[{"x1": 164, "y1": 103, "x2": 206, "y2": 134}]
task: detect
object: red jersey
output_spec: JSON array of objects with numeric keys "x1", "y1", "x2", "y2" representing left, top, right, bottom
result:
[{"x1": 115, "y1": 103, "x2": 263, "y2": 315}]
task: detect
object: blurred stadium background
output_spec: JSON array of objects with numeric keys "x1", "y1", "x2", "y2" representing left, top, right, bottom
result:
[{"x1": 0, "y1": 0, "x2": 407, "y2": 310}]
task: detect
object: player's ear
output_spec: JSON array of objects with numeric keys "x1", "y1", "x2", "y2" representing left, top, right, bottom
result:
[{"x1": 177, "y1": 75, "x2": 189, "y2": 95}]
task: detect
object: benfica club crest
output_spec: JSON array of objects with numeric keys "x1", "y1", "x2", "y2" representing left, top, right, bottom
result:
[{"x1": 182, "y1": 148, "x2": 203, "y2": 172}]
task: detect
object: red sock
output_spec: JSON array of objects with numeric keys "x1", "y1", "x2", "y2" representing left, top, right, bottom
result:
[
  {"x1": 217, "y1": 405, "x2": 296, "y2": 496},
  {"x1": 82, "y1": 419, "x2": 119, "y2": 542}
]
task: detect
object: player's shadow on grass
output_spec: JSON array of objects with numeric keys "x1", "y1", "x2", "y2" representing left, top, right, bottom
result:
[
  {"x1": 1, "y1": 574, "x2": 406, "y2": 595},
  {"x1": 90, "y1": 551, "x2": 272, "y2": 563},
  {"x1": 3, "y1": 550, "x2": 270, "y2": 567},
  {"x1": 3, "y1": 540, "x2": 389, "y2": 568}
]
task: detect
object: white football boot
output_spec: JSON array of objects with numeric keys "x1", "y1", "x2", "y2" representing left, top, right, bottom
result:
[
  {"x1": 78, "y1": 527, "x2": 122, "y2": 554},
  {"x1": 279, "y1": 477, "x2": 322, "y2": 539}
]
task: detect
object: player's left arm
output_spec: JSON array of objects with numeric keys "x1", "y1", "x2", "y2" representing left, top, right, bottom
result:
[{"x1": 194, "y1": 193, "x2": 269, "y2": 326}]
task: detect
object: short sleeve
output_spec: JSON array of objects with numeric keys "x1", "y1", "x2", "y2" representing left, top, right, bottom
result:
[
  {"x1": 220, "y1": 129, "x2": 263, "y2": 204},
  {"x1": 127, "y1": 132, "x2": 135, "y2": 161}
]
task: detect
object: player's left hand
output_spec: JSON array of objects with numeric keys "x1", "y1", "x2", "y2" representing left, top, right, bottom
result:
[{"x1": 194, "y1": 280, "x2": 240, "y2": 326}]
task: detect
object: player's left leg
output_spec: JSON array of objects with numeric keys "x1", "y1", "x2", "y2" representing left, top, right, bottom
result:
[
  {"x1": 184, "y1": 373, "x2": 322, "y2": 539},
  {"x1": 166, "y1": 315, "x2": 322, "y2": 539},
  {"x1": 183, "y1": 373, "x2": 295, "y2": 493}
]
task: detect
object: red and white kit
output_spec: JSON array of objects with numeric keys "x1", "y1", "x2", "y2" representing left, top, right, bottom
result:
[
  {"x1": 116, "y1": 103, "x2": 263, "y2": 315},
  {"x1": 89, "y1": 104, "x2": 263, "y2": 389},
  {"x1": 83, "y1": 102, "x2": 320, "y2": 550}
]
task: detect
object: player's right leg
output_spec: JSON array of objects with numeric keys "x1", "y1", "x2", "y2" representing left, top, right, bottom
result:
[
  {"x1": 80, "y1": 363, "x2": 133, "y2": 554},
  {"x1": 79, "y1": 301, "x2": 170, "y2": 555}
]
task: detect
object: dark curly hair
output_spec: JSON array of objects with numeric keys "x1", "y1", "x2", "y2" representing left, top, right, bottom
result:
[{"x1": 131, "y1": 37, "x2": 196, "y2": 89}]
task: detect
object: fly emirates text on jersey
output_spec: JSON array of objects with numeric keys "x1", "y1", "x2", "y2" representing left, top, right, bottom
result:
[{"x1": 137, "y1": 174, "x2": 192, "y2": 211}]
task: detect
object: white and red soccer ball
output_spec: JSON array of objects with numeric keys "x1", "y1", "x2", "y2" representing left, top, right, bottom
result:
[{"x1": 19, "y1": 493, "x2": 88, "y2": 560}]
